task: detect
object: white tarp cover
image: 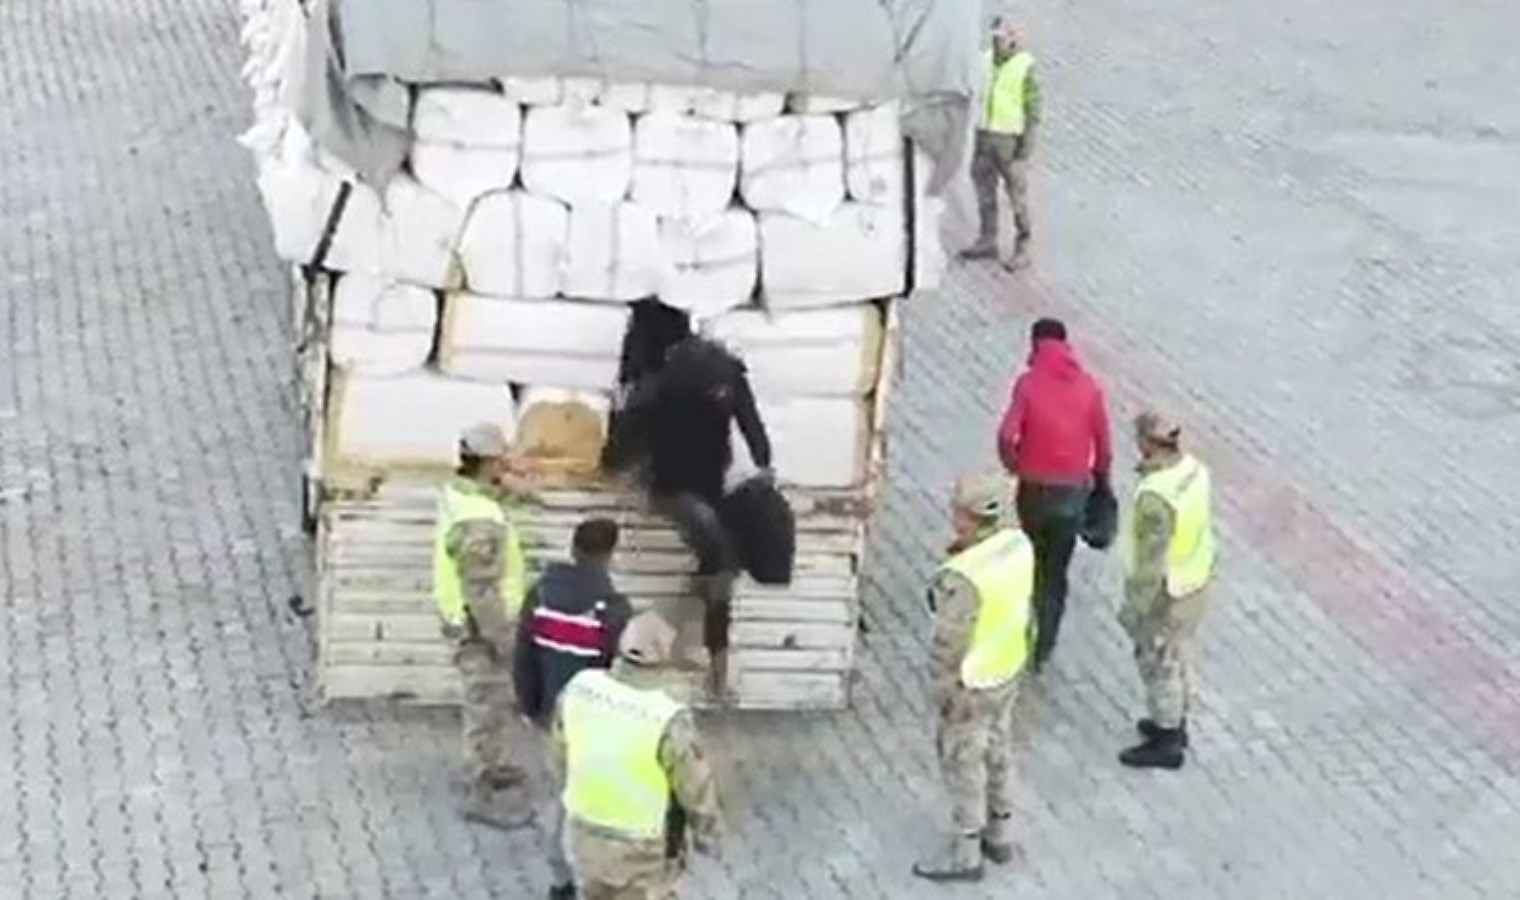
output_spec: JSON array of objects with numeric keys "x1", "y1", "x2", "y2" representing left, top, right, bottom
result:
[{"x1": 297, "y1": 0, "x2": 980, "y2": 194}]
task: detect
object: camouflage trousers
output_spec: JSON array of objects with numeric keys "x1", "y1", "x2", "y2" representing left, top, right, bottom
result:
[
  {"x1": 1121, "y1": 588, "x2": 1210, "y2": 729},
  {"x1": 970, "y1": 129, "x2": 1032, "y2": 245},
  {"x1": 567, "y1": 819, "x2": 675, "y2": 900},
  {"x1": 454, "y1": 639, "x2": 515, "y2": 792},
  {"x1": 936, "y1": 678, "x2": 1020, "y2": 832}
]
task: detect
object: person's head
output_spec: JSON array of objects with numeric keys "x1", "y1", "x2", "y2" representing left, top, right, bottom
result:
[
  {"x1": 571, "y1": 517, "x2": 620, "y2": 567},
  {"x1": 617, "y1": 612, "x2": 675, "y2": 668},
  {"x1": 457, "y1": 421, "x2": 512, "y2": 483},
  {"x1": 1030, "y1": 317, "x2": 1067, "y2": 348},
  {"x1": 991, "y1": 17, "x2": 1023, "y2": 55},
  {"x1": 1134, "y1": 409, "x2": 1183, "y2": 462},
  {"x1": 950, "y1": 470, "x2": 1008, "y2": 544}
]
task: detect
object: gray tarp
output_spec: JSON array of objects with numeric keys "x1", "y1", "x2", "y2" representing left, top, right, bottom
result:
[{"x1": 297, "y1": 0, "x2": 982, "y2": 194}]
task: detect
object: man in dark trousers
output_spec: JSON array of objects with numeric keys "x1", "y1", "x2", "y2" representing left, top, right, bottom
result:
[
  {"x1": 995, "y1": 318, "x2": 1112, "y2": 671},
  {"x1": 513, "y1": 517, "x2": 633, "y2": 900}
]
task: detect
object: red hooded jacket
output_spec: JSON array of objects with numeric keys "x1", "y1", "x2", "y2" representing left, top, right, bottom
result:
[{"x1": 997, "y1": 339, "x2": 1112, "y2": 484}]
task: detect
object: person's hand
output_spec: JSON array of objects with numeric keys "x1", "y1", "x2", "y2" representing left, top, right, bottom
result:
[{"x1": 755, "y1": 466, "x2": 775, "y2": 485}]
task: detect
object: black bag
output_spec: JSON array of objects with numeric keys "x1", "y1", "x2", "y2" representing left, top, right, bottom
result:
[
  {"x1": 1080, "y1": 480, "x2": 1119, "y2": 550},
  {"x1": 718, "y1": 476, "x2": 796, "y2": 585}
]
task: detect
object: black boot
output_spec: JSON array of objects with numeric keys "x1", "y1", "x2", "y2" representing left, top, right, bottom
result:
[
  {"x1": 1119, "y1": 727, "x2": 1186, "y2": 770},
  {"x1": 547, "y1": 884, "x2": 575, "y2": 900},
  {"x1": 1136, "y1": 718, "x2": 1190, "y2": 749}
]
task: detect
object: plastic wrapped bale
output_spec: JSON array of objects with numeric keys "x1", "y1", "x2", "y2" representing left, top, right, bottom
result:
[
  {"x1": 759, "y1": 203, "x2": 906, "y2": 309},
  {"x1": 657, "y1": 210, "x2": 757, "y2": 319},
  {"x1": 739, "y1": 115, "x2": 845, "y2": 224},
  {"x1": 731, "y1": 395, "x2": 871, "y2": 489},
  {"x1": 330, "y1": 273, "x2": 438, "y2": 375},
  {"x1": 458, "y1": 190, "x2": 569, "y2": 299},
  {"x1": 562, "y1": 202, "x2": 665, "y2": 302},
  {"x1": 439, "y1": 294, "x2": 630, "y2": 390},
  {"x1": 412, "y1": 86, "x2": 523, "y2": 147},
  {"x1": 255, "y1": 155, "x2": 383, "y2": 274},
  {"x1": 409, "y1": 143, "x2": 520, "y2": 209},
  {"x1": 706, "y1": 304, "x2": 883, "y2": 397},
  {"x1": 631, "y1": 112, "x2": 740, "y2": 219},
  {"x1": 691, "y1": 90, "x2": 786, "y2": 123},
  {"x1": 514, "y1": 387, "x2": 611, "y2": 482},
  {"x1": 600, "y1": 81, "x2": 654, "y2": 113},
  {"x1": 502, "y1": 77, "x2": 562, "y2": 106},
  {"x1": 327, "y1": 371, "x2": 516, "y2": 470},
  {"x1": 521, "y1": 105, "x2": 634, "y2": 206},
  {"x1": 844, "y1": 103, "x2": 904, "y2": 206},
  {"x1": 787, "y1": 93, "x2": 864, "y2": 114},
  {"x1": 380, "y1": 176, "x2": 467, "y2": 289}
]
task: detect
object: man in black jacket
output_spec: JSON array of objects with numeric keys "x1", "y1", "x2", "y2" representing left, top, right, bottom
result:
[
  {"x1": 605, "y1": 331, "x2": 773, "y2": 701},
  {"x1": 513, "y1": 517, "x2": 632, "y2": 900}
]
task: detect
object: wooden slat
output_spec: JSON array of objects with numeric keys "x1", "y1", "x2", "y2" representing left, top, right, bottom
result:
[
  {"x1": 321, "y1": 664, "x2": 462, "y2": 705},
  {"x1": 730, "y1": 620, "x2": 855, "y2": 651},
  {"x1": 327, "y1": 612, "x2": 443, "y2": 644},
  {"x1": 733, "y1": 648, "x2": 850, "y2": 672},
  {"x1": 327, "y1": 643, "x2": 455, "y2": 667},
  {"x1": 730, "y1": 672, "x2": 847, "y2": 710}
]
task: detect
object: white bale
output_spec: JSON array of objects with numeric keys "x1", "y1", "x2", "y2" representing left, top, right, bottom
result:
[
  {"x1": 647, "y1": 84, "x2": 713, "y2": 114},
  {"x1": 730, "y1": 395, "x2": 870, "y2": 488},
  {"x1": 521, "y1": 105, "x2": 634, "y2": 206},
  {"x1": 503, "y1": 77, "x2": 562, "y2": 106},
  {"x1": 329, "y1": 370, "x2": 516, "y2": 469},
  {"x1": 631, "y1": 112, "x2": 740, "y2": 218},
  {"x1": 600, "y1": 81, "x2": 653, "y2": 113},
  {"x1": 409, "y1": 142, "x2": 519, "y2": 209},
  {"x1": 380, "y1": 176, "x2": 466, "y2": 289},
  {"x1": 255, "y1": 157, "x2": 382, "y2": 274},
  {"x1": 707, "y1": 305, "x2": 883, "y2": 397},
  {"x1": 458, "y1": 191, "x2": 569, "y2": 299},
  {"x1": 692, "y1": 91, "x2": 786, "y2": 123},
  {"x1": 330, "y1": 273, "x2": 437, "y2": 375},
  {"x1": 658, "y1": 210, "x2": 757, "y2": 318},
  {"x1": 561, "y1": 77, "x2": 604, "y2": 107},
  {"x1": 563, "y1": 202, "x2": 665, "y2": 302},
  {"x1": 740, "y1": 115, "x2": 845, "y2": 224},
  {"x1": 759, "y1": 202, "x2": 906, "y2": 309},
  {"x1": 514, "y1": 387, "x2": 611, "y2": 479},
  {"x1": 412, "y1": 87, "x2": 522, "y2": 148},
  {"x1": 844, "y1": 103, "x2": 904, "y2": 205},
  {"x1": 788, "y1": 93, "x2": 863, "y2": 114},
  {"x1": 439, "y1": 294, "x2": 630, "y2": 390}
]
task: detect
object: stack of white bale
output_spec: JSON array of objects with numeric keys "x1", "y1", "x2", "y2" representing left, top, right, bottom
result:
[{"x1": 246, "y1": 70, "x2": 944, "y2": 487}]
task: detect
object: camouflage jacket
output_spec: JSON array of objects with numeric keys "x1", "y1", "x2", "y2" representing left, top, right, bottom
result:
[
  {"x1": 445, "y1": 476, "x2": 518, "y2": 655},
  {"x1": 926, "y1": 526, "x2": 1003, "y2": 701}
]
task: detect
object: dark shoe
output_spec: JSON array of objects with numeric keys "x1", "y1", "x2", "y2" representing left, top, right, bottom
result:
[
  {"x1": 547, "y1": 884, "x2": 575, "y2": 900},
  {"x1": 981, "y1": 813, "x2": 1017, "y2": 864},
  {"x1": 912, "y1": 834, "x2": 984, "y2": 882},
  {"x1": 1119, "y1": 729, "x2": 1186, "y2": 770},
  {"x1": 957, "y1": 240, "x2": 997, "y2": 261},
  {"x1": 1136, "y1": 718, "x2": 1190, "y2": 749}
]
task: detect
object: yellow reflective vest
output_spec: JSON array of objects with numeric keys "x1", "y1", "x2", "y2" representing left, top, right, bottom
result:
[
  {"x1": 561, "y1": 669, "x2": 684, "y2": 838},
  {"x1": 433, "y1": 479, "x2": 528, "y2": 629},
  {"x1": 941, "y1": 528, "x2": 1036, "y2": 689},
  {"x1": 981, "y1": 49, "x2": 1035, "y2": 135},
  {"x1": 1122, "y1": 455, "x2": 1216, "y2": 597}
]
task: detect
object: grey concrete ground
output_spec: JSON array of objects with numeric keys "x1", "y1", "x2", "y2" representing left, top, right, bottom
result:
[{"x1": 3, "y1": 0, "x2": 1520, "y2": 897}]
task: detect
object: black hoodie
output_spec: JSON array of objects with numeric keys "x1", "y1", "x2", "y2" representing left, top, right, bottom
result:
[{"x1": 511, "y1": 560, "x2": 633, "y2": 727}]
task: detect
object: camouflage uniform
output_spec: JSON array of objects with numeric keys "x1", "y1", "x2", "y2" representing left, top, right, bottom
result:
[
  {"x1": 552, "y1": 663, "x2": 723, "y2": 900},
  {"x1": 445, "y1": 478, "x2": 525, "y2": 808},
  {"x1": 914, "y1": 524, "x2": 1023, "y2": 879},
  {"x1": 968, "y1": 59, "x2": 1042, "y2": 264},
  {"x1": 1117, "y1": 461, "x2": 1211, "y2": 731}
]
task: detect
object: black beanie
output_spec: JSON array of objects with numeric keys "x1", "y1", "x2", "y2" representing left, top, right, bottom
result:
[{"x1": 1031, "y1": 317, "x2": 1067, "y2": 342}]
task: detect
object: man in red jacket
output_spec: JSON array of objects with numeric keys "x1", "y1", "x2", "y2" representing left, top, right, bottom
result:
[{"x1": 996, "y1": 318, "x2": 1113, "y2": 671}]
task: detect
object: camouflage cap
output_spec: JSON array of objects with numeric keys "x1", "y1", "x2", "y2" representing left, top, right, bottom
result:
[
  {"x1": 618, "y1": 611, "x2": 676, "y2": 667},
  {"x1": 459, "y1": 421, "x2": 510, "y2": 458},
  {"x1": 952, "y1": 469, "x2": 1009, "y2": 519},
  {"x1": 1135, "y1": 409, "x2": 1183, "y2": 446}
]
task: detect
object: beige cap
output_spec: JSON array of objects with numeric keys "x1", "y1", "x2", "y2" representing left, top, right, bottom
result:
[
  {"x1": 952, "y1": 469, "x2": 1009, "y2": 519},
  {"x1": 991, "y1": 17, "x2": 1023, "y2": 44},
  {"x1": 1135, "y1": 410, "x2": 1183, "y2": 446},
  {"x1": 459, "y1": 422, "x2": 510, "y2": 458},
  {"x1": 618, "y1": 612, "x2": 676, "y2": 667}
]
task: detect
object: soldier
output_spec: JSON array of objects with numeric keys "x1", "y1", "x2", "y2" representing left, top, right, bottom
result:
[
  {"x1": 913, "y1": 471, "x2": 1037, "y2": 883},
  {"x1": 434, "y1": 421, "x2": 536, "y2": 829},
  {"x1": 1117, "y1": 411, "x2": 1217, "y2": 770},
  {"x1": 552, "y1": 612, "x2": 723, "y2": 900},
  {"x1": 959, "y1": 17, "x2": 1042, "y2": 271}
]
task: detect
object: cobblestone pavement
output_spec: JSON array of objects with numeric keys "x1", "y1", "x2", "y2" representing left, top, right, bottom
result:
[{"x1": 4, "y1": 0, "x2": 1520, "y2": 897}]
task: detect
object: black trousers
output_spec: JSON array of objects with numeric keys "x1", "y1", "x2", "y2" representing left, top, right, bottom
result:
[
  {"x1": 653, "y1": 491, "x2": 737, "y2": 651},
  {"x1": 1015, "y1": 480, "x2": 1089, "y2": 665}
]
